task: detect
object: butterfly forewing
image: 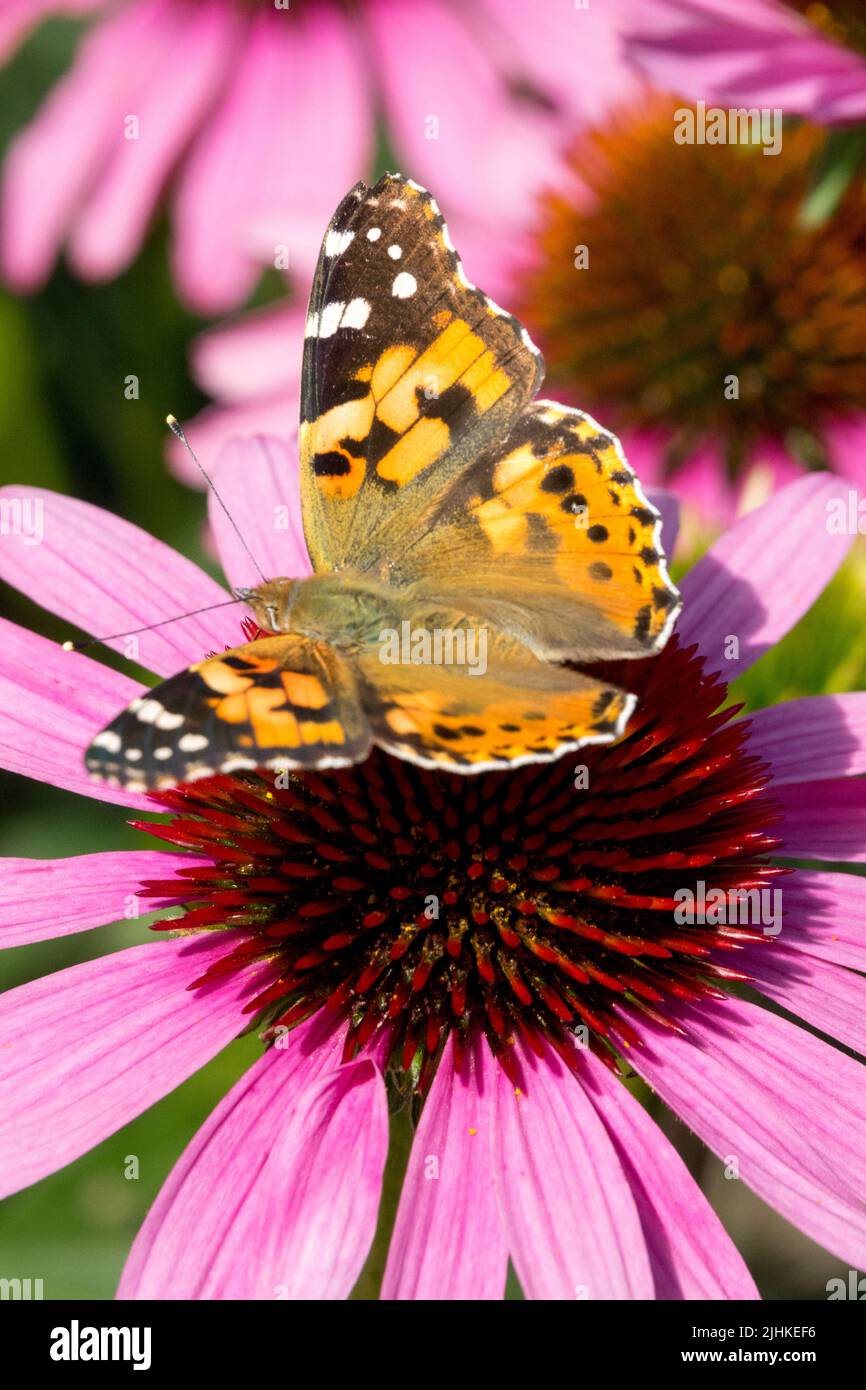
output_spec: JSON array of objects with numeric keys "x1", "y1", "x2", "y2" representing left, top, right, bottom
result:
[{"x1": 299, "y1": 173, "x2": 544, "y2": 573}]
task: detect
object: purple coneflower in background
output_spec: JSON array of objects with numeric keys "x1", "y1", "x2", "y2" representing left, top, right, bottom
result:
[
  {"x1": 625, "y1": 0, "x2": 866, "y2": 125},
  {"x1": 0, "y1": 0, "x2": 632, "y2": 314},
  {"x1": 0, "y1": 450, "x2": 865, "y2": 1299}
]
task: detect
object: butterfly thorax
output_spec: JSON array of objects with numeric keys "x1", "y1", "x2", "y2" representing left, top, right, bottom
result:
[{"x1": 243, "y1": 573, "x2": 400, "y2": 649}]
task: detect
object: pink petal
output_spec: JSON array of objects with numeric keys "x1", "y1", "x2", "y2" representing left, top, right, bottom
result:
[
  {"x1": 780, "y1": 869, "x2": 866, "y2": 971},
  {"x1": 626, "y1": 0, "x2": 866, "y2": 125},
  {"x1": 0, "y1": 850, "x2": 202, "y2": 948},
  {"x1": 255, "y1": 1059, "x2": 388, "y2": 1300},
  {"x1": 483, "y1": 0, "x2": 641, "y2": 124},
  {"x1": 1, "y1": 0, "x2": 181, "y2": 289},
  {"x1": 745, "y1": 693, "x2": 866, "y2": 783},
  {"x1": 746, "y1": 941, "x2": 866, "y2": 1060},
  {"x1": 776, "y1": 778, "x2": 866, "y2": 863},
  {"x1": 669, "y1": 442, "x2": 740, "y2": 533},
  {"x1": 68, "y1": 0, "x2": 239, "y2": 283},
  {"x1": 646, "y1": 486, "x2": 680, "y2": 560},
  {"x1": 209, "y1": 436, "x2": 311, "y2": 591},
  {"x1": 490, "y1": 1039, "x2": 654, "y2": 1298},
  {"x1": 580, "y1": 1049, "x2": 758, "y2": 1298},
  {"x1": 191, "y1": 302, "x2": 303, "y2": 404},
  {"x1": 678, "y1": 474, "x2": 853, "y2": 679},
  {"x1": 0, "y1": 486, "x2": 240, "y2": 676},
  {"x1": 620, "y1": 996, "x2": 866, "y2": 1269},
  {"x1": 118, "y1": 1011, "x2": 349, "y2": 1299},
  {"x1": 167, "y1": 401, "x2": 298, "y2": 487},
  {"x1": 368, "y1": 0, "x2": 564, "y2": 234},
  {"x1": 382, "y1": 1034, "x2": 507, "y2": 1300},
  {"x1": 0, "y1": 931, "x2": 273, "y2": 1198},
  {"x1": 0, "y1": 616, "x2": 150, "y2": 810},
  {"x1": 823, "y1": 416, "x2": 866, "y2": 486},
  {"x1": 172, "y1": 7, "x2": 370, "y2": 314}
]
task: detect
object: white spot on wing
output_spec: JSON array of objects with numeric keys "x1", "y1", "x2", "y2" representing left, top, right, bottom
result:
[
  {"x1": 135, "y1": 699, "x2": 164, "y2": 725},
  {"x1": 340, "y1": 298, "x2": 371, "y2": 329},
  {"x1": 179, "y1": 733, "x2": 209, "y2": 753},
  {"x1": 367, "y1": 227, "x2": 381, "y2": 241},
  {"x1": 155, "y1": 709, "x2": 184, "y2": 730},
  {"x1": 388, "y1": 244, "x2": 402, "y2": 260},
  {"x1": 325, "y1": 228, "x2": 354, "y2": 257},
  {"x1": 92, "y1": 731, "x2": 121, "y2": 752},
  {"x1": 392, "y1": 272, "x2": 417, "y2": 298},
  {"x1": 304, "y1": 311, "x2": 319, "y2": 338},
  {"x1": 318, "y1": 301, "x2": 345, "y2": 338}
]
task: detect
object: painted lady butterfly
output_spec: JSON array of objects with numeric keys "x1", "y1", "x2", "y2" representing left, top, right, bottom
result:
[{"x1": 86, "y1": 174, "x2": 680, "y2": 790}]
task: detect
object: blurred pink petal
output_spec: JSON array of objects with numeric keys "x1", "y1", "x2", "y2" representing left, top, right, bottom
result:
[
  {"x1": 0, "y1": 850, "x2": 200, "y2": 948},
  {"x1": 491, "y1": 1040, "x2": 654, "y2": 1299},
  {"x1": 209, "y1": 435, "x2": 311, "y2": 590},
  {"x1": 191, "y1": 302, "x2": 304, "y2": 404},
  {"x1": 646, "y1": 486, "x2": 680, "y2": 558},
  {"x1": 0, "y1": 931, "x2": 272, "y2": 1198},
  {"x1": 485, "y1": 0, "x2": 641, "y2": 123},
  {"x1": 171, "y1": 6, "x2": 370, "y2": 315},
  {"x1": 823, "y1": 415, "x2": 866, "y2": 485},
  {"x1": 746, "y1": 693, "x2": 866, "y2": 783},
  {"x1": 622, "y1": 996, "x2": 866, "y2": 1269},
  {"x1": 367, "y1": 0, "x2": 565, "y2": 235},
  {"x1": 382, "y1": 1034, "x2": 507, "y2": 1300},
  {"x1": 678, "y1": 473, "x2": 853, "y2": 677},
  {"x1": 168, "y1": 402, "x2": 298, "y2": 486},
  {"x1": 0, "y1": 616, "x2": 148, "y2": 809},
  {"x1": 626, "y1": 0, "x2": 866, "y2": 125},
  {"x1": 119, "y1": 1013, "x2": 382, "y2": 1300},
  {"x1": 68, "y1": 0, "x2": 238, "y2": 283},
  {"x1": 581, "y1": 1049, "x2": 758, "y2": 1298},
  {"x1": 0, "y1": 485, "x2": 239, "y2": 674},
  {"x1": 2, "y1": 0, "x2": 186, "y2": 289}
]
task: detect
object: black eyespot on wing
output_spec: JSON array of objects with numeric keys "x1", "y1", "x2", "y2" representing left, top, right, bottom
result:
[{"x1": 313, "y1": 451, "x2": 353, "y2": 477}]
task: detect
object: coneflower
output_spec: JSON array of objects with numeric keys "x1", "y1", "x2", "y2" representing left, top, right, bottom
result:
[
  {"x1": 0, "y1": 448, "x2": 864, "y2": 1299},
  {"x1": 517, "y1": 100, "x2": 866, "y2": 494}
]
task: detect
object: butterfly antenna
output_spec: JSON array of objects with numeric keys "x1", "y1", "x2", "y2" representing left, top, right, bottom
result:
[
  {"x1": 166, "y1": 414, "x2": 268, "y2": 584},
  {"x1": 61, "y1": 596, "x2": 246, "y2": 653}
]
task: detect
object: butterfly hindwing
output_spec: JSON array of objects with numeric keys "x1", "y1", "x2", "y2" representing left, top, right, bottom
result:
[
  {"x1": 85, "y1": 637, "x2": 370, "y2": 789},
  {"x1": 355, "y1": 625, "x2": 635, "y2": 772},
  {"x1": 300, "y1": 173, "x2": 544, "y2": 573},
  {"x1": 383, "y1": 400, "x2": 681, "y2": 661}
]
